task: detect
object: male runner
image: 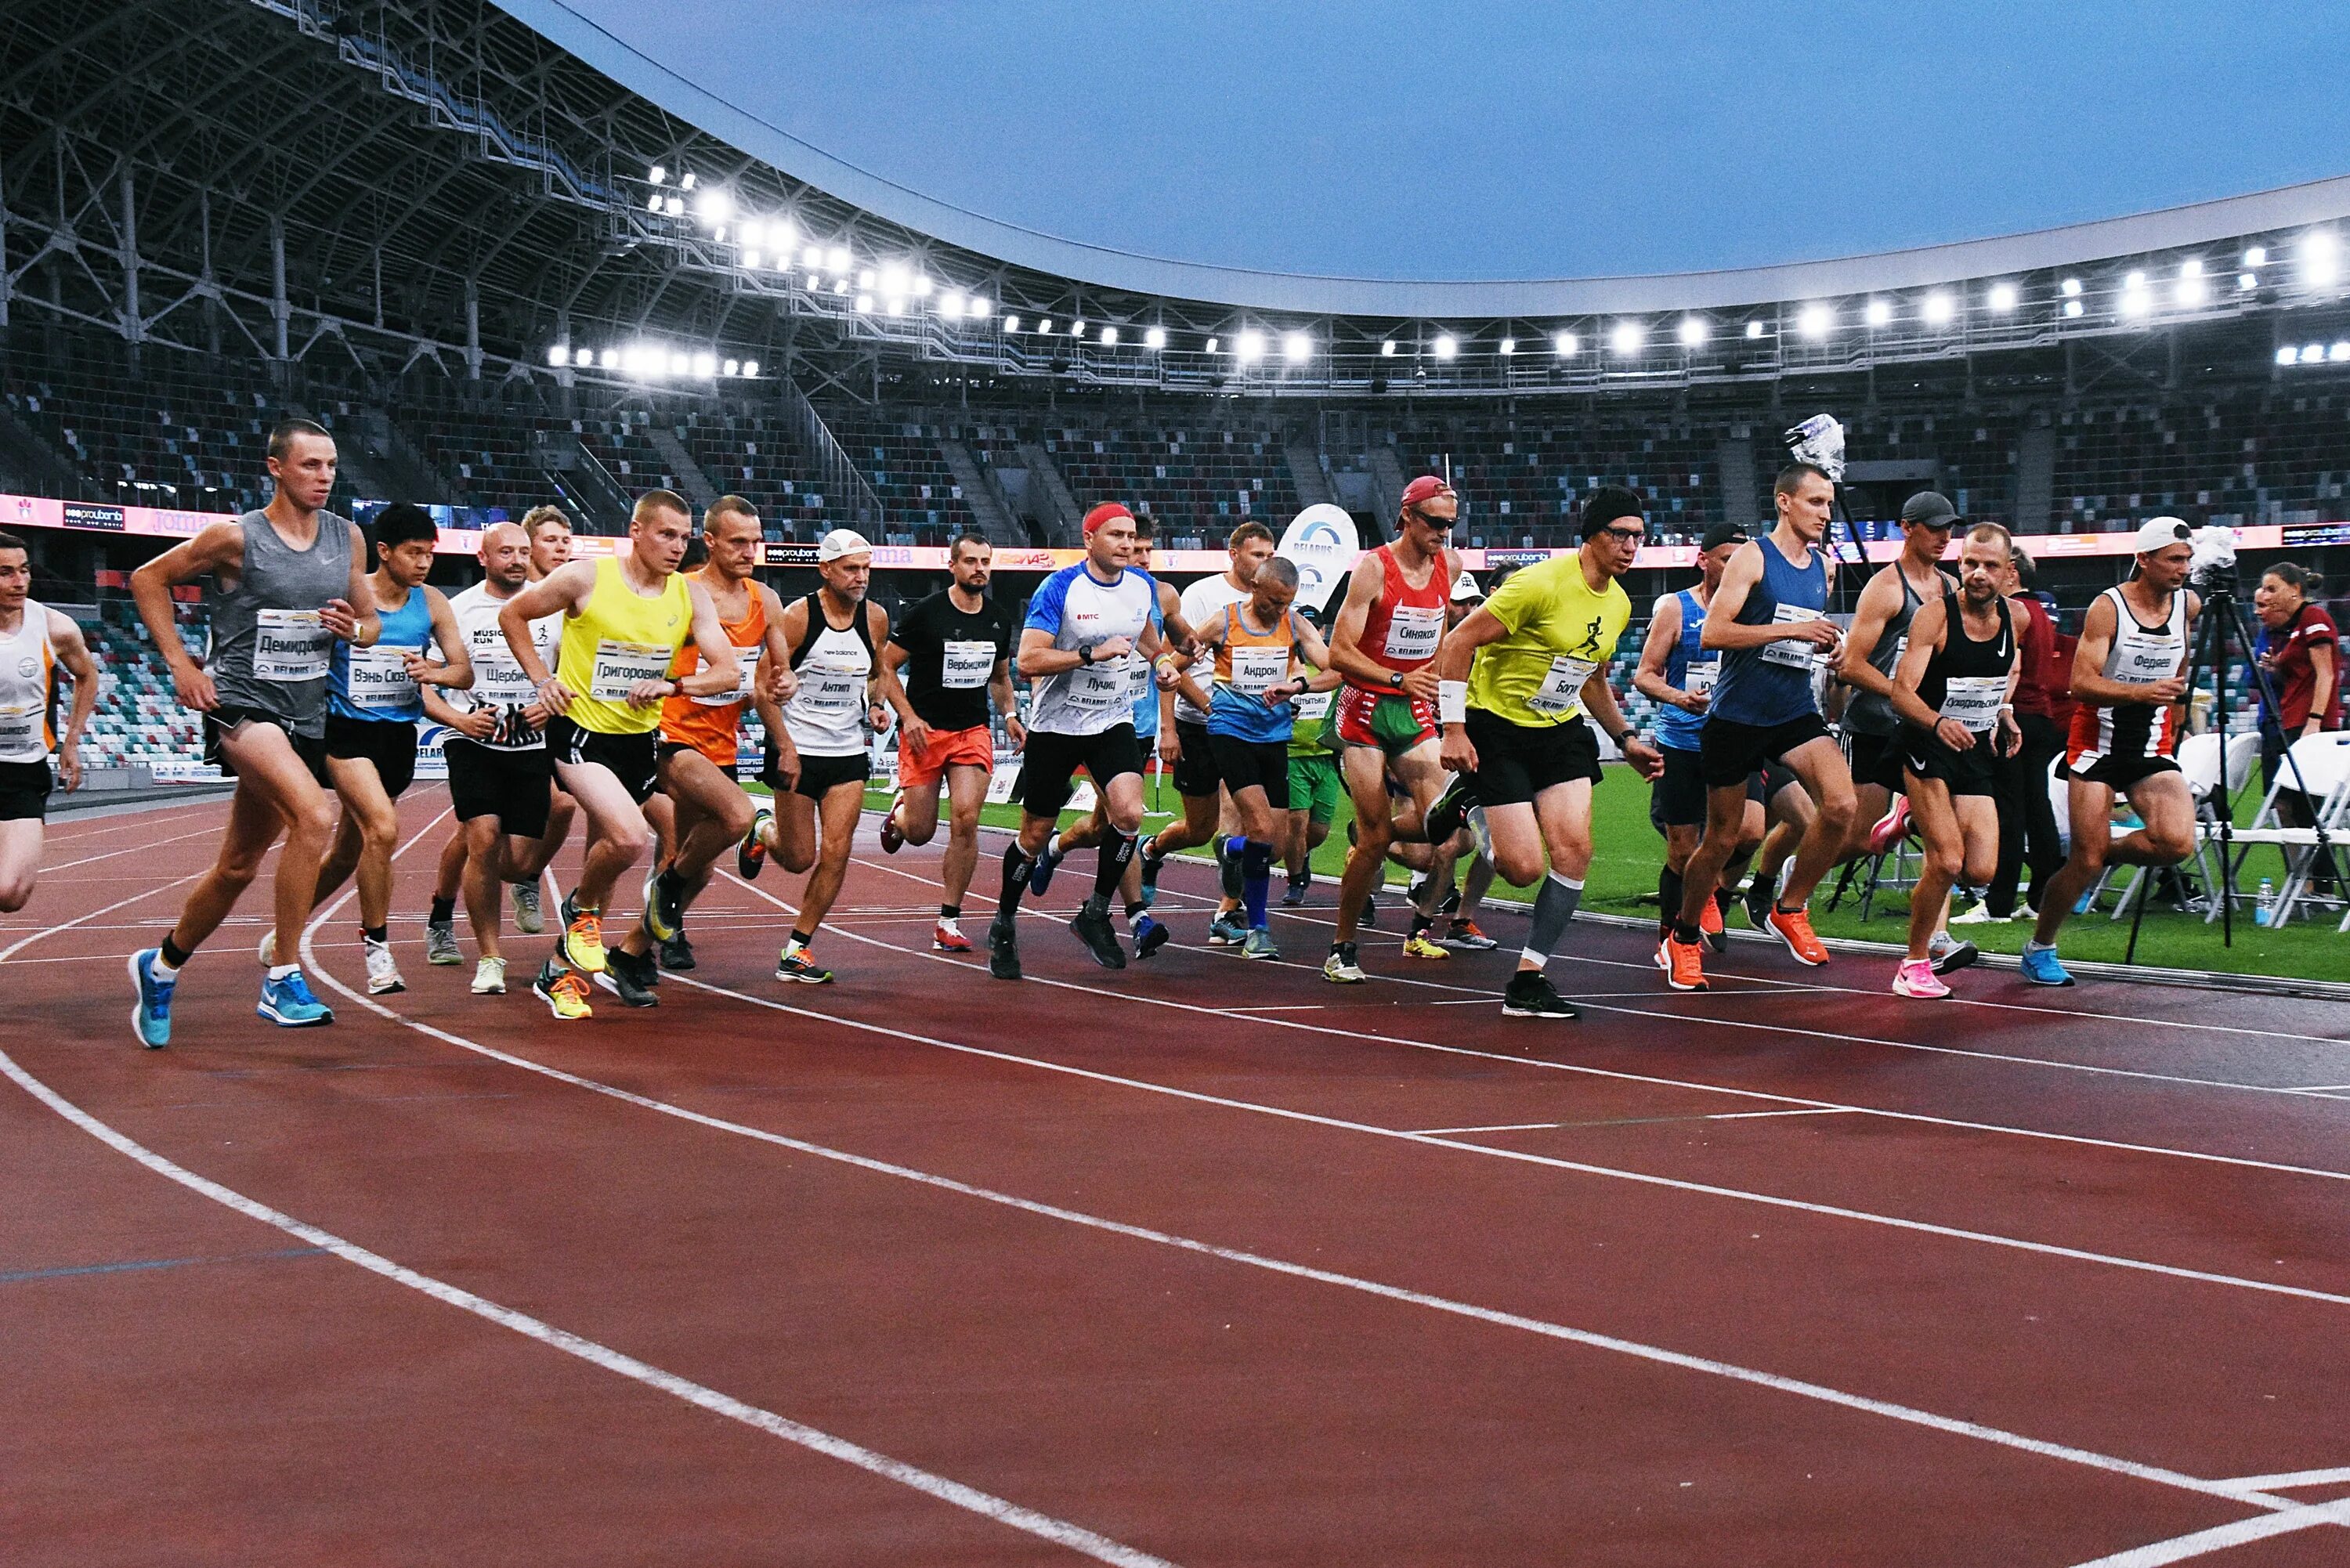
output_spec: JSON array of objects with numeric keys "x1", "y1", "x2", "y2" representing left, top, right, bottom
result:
[
  {"x1": 422, "y1": 521, "x2": 563, "y2": 995},
  {"x1": 2021, "y1": 518, "x2": 2201, "y2": 986},
  {"x1": 497, "y1": 490, "x2": 741, "y2": 1020},
  {"x1": 1159, "y1": 556, "x2": 1338, "y2": 958},
  {"x1": 759, "y1": 529, "x2": 890, "y2": 984},
  {"x1": 128, "y1": 418, "x2": 380, "y2": 1043},
  {"x1": 876, "y1": 531, "x2": 1023, "y2": 953},
  {"x1": 1321, "y1": 474, "x2": 1462, "y2": 981},
  {"x1": 601, "y1": 497, "x2": 791, "y2": 1004},
  {"x1": 1131, "y1": 519, "x2": 1274, "y2": 935},
  {"x1": 0, "y1": 533, "x2": 99, "y2": 912},
  {"x1": 284, "y1": 504, "x2": 470, "y2": 995},
  {"x1": 991, "y1": 501, "x2": 1167, "y2": 980},
  {"x1": 425, "y1": 504, "x2": 577, "y2": 958},
  {"x1": 1434, "y1": 486, "x2": 1662, "y2": 1017},
  {"x1": 1889, "y1": 522, "x2": 2022, "y2": 998},
  {"x1": 1281, "y1": 605, "x2": 1342, "y2": 907},
  {"x1": 1658, "y1": 462, "x2": 1856, "y2": 991}
]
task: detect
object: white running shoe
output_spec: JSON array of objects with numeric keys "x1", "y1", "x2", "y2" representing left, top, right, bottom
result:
[
  {"x1": 363, "y1": 938, "x2": 407, "y2": 995},
  {"x1": 472, "y1": 955, "x2": 508, "y2": 995},
  {"x1": 257, "y1": 929, "x2": 277, "y2": 966},
  {"x1": 511, "y1": 881, "x2": 544, "y2": 935}
]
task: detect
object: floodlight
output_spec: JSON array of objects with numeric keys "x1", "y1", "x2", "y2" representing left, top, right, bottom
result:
[
  {"x1": 649, "y1": 164, "x2": 667, "y2": 185},
  {"x1": 696, "y1": 188, "x2": 732, "y2": 225},
  {"x1": 2305, "y1": 341, "x2": 2326, "y2": 361},
  {"x1": 878, "y1": 263, "x2": 909, "y2": 294},
  {"x1": 1100, "y1": 327, "x2": 1120, "y2": 346},
  {"x1": 768, "y1": 219, "x2": 796, "y2": 250},
  {"x1": 939, "y1": 292, "x2": 965, "y2": 319},
  {"x1": 1987, "y1": 282, "x2": 2019, "y2": 312},
  {"x1": 913, "y1": 275, "x2": 934, "y2": 298},
  {"x1": 1743, "y1": 320, "x2": 1763, "y2": 340},
  {"x1": 1863, "y1": 298, "x2": 1891, "y2": 327},
  {"x1": 2063, "y1": 299, "x2": 2083, "y2": 318},
  {"x1": 1144, "y1": 326, "x2": 1166, "y2": 349},
  {"x1": 826, "y1": 245, "x2": 851, "y2": 273},
  {"x1": 1205, "y1": 336, "x2": 1220, "y2": 353},
  {"x1": 1237, "y1": 329, "x2": 1267, "y2": 363},
  {"x1": 680, "y1": 172, "x2": 697, "y2": 191},
  {"x1": 1283, "y1": 331, "x2": 1311, "y2": 362},
  {"x1": 884, "y1": 298, "x2": 906, "y2": 316},
  {"x1": 2333, "y1": 341, "x2": 2350, "y2": 363},
  {"x1": 723, "y1": 359, "x2": 739, "y2": 377},
  {"x1": 712, "y1": 226, "x2": 728, "y2": 245},
  {"x1": 1002, "y1": 314, "x2": 1021, "y2": 333},
  {"x1": 1797, "y1": 303, "x2": 1831, "y2": 339},
  {"x1": 573, "y1": 348, "x2": 595, "y2": 367},
  {"x1": 967, "y1": 299, "x2": 992, "y2": 320},
  {"x1": 1038, "y1": 318, "x2": 1054, "y2": 334},
  {"x1": 548, "y1": 345, "x2": 568, "y2": 367},
  {"x1": 857, "y1": 268, "x2": 877, "y2": 289},
  {"x1": 1676, "y1": 316, "x2": 1706, "y2": 347},
  {"x1": 2060, "y1": 277, "x2": 2082, "y2": 297},
  {"x1": 832, "y1": 279, "x2": 848, "y2": 294},
  {"x1": 2301, "y1": 230, "x2": 2340, "y2": 287},
  {"x1": 2239, "y1": 272, "x2": 2258, "y2": 291},
  {"x1": 855, "y1": 294, "x2": 874, "y2": 314},
  {"x1": 1610, "y1": 321, "x2": 1644, "y2": 354},
  {"x1": 741, "y1": 360, "x2": 759, "y2": 378},
  {"x1": 667, "y1": 351, "x2": 690, "y2": 375},
  {"x1": 599, "y1": 349, "x2": 617, "y2": 369},
  {"x1": 1380, "y1": 340, "x2": 1397, "y2": 356},
  {"x1": 664, "y1": 196, "x2": 684, "y2": 216},
  {"x1": 1071, "y1": 320, "x2": 1087, "y2": 337},
  {"x1": 2276, "y1": 346, "x2": 2298, "y2": 367},
  {"x1": 691, "y1": 352, "x2": 715, "y2": 377},
  {"x1": 647, "y1": 192, "x2": 663, "y2": 212},
  {"x1": 1921, "y1": 291, "x2": 1954, "y2": 327},
  {"x1": 2243, "y1": 245, "x2": 2268, "y2": 267},
  {"x1": 2175, "y1": 266, "x2": 2207, "y2": 307},
  {"x1": 1433, "y1": 333, "x2": 1458, "y2": 359},
  {"x1": 1499, "y1": 337, "x2": 1517, "y2": 356},
  {"x1": 743, "y1": 251, "x2": 761, "y2": 270},
  {"x1": 1553, "y1": 331, "x2": 1578, "y2": 355},
  {"x1": 802, "y1": 245, "x2": 822, "y2": 268}
]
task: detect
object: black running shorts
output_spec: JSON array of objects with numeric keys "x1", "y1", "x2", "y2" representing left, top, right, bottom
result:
[
  {"x1": 1169, "y1": 717, "x2": 1220, "y2": 798},
  {"x1": 1902, "y1": 724, "x2": 1999, "y2": 797},
  {"x1": 444, "y1": 738, "x2": 554, "y2": 838},
  {"x1": 545, "y1": 714, "x2": 660, "y2": 804},
  {"x1": 0, "y1": 759, "x2": 52, "y2": 821},
  {"x1": 1205, "y1": 732, "x2": 1291, "y2": 811},
  {"x1": 1700, "y1": 712, "x2": 1831, "y2": 789},
  {"x1": 1842, "y1": 726, "x2": 1907, "y2": 795},
  {"x1": 1021, "y1": 724, "x2": 1144, "y2": 818},
  {"x1": 1466, "y1": 708, "x2": 1603, "y2": 809},
  {"x1": 324, "y1": 714, "x2": 420, "y2": 800},
  {"x1": 204, "y1": 706, "x2": 331, "y2": 787}
]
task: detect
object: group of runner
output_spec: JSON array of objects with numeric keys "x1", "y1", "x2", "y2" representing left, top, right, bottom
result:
[{"x1": 0, "y1": 417, "x2": 2223, "y2": 1044}]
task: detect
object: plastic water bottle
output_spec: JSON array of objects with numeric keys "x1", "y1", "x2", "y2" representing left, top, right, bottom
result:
[{"x1": 2255, "y1": 877, "x2": 2276, "y2": 927}]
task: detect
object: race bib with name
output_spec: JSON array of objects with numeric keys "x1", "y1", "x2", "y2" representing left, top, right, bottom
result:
[
  {"x1": 471, "y1": 647, "x2": 537, "y2": 707},
  {"x1": 1382, "y1": 605, "x2": 1444, "y2": 664},
  {"x1": 0, "y1": 699, "x2": 40, "y2": 755},
  {"x1": 343, "y1": 644, "x2": 419, "y2": 712},
  {"x1": 253, "y1": 609, "x2": 331, "y2": 682},
  {"x1": 1292, "y1": 689, "x2": 1333, "y2": 723},
  {"x1": 1937, "y1": 676, "x2": 2006, "y2": 732},
  {"x1": 801, "y1": 660, "x2": 865, "y2": 713},
  {"x1": 942, "y1": 639, "x2": 996, "y2": 690},
  {"x1": 1526, "y1": 655, "x2": 1600, "y2": 715},
  {"x1": 1760, "y1": 602, "x2": 1828, "y2": 670},
  {"x1": 1228, "y1": 645, "x2": 1292, "y2": 699},
  {"x1": 589, "y1": 640, "x2": 674, "y2": 702},
  {"x1": 2113, "y1": 625, "x2": 2183, "y2": 685},
  {"x1": 1682, "y1": 659, "x2": 1719, "y2": 698},
  {"x1": 1067, "y1": 652, "x2": 1132, "y2": 710}
]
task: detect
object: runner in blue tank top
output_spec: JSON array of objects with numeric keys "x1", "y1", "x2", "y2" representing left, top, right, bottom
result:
[{"x1": 1659, "y1": 461, "x2": 1856, "y2": 992}]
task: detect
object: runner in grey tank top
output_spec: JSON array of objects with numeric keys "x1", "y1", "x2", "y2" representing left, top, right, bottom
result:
[
  {"x1": 208, "y1": 508, "x2": 357, "y2": 735},
  {"x1": 1842, "y1": 568, "x2": 1940, "y2": 738}
]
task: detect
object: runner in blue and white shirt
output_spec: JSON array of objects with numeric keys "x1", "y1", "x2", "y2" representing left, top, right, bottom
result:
[{"x1": 987, "y1": 501, "x2": 1167, "y2": 981}]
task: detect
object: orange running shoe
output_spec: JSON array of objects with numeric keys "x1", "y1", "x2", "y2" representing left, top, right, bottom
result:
[
  {"x1": 1697, "y1": 894, "x2": 1725, "y2": 938},
  {"x1": 1766, "y1": 904, "x2": 1831, "y2": 966},
  {"x1": 1659, "y1": 935, "x2": 1708, "y2": 992}
]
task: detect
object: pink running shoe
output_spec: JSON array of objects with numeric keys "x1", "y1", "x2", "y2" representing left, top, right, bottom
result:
[
  {"x1": 1892, "y1": 957, "x2": 1950, "y2": 999},
  {"x1": 1867, "y1": 797, "x2": 1912, "y2": 857}
]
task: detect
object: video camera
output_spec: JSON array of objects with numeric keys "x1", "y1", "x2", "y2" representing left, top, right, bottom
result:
[{"x1": 2187, "y1": 524, "x2": 2240, "y2": 594}]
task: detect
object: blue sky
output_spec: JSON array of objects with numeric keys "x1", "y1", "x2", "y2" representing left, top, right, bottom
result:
[{"x1": 559, "y1": 0, "x2": 2350, "y2": 280}]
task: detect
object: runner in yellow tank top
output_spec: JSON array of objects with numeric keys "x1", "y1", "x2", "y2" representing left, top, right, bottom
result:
[{"x1": 498, "y1": 490, "x2": 742, "y2": 1017}]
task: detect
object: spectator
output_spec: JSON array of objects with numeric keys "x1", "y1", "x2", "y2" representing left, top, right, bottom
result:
[{"x1": 2252, "y1": 565, "x2": 2340, "y2": 880}]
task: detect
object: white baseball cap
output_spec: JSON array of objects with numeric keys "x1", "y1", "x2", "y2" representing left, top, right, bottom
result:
[
  {"x1": 816, "y1": 528, "x2": 873, "y2": 562},
  {"x1": 1451, "y1": 570, "x2": 1483, "y2": 602},
  {"x1": 2131, "y1": 516, "x2": 2193, "y2": 554}
]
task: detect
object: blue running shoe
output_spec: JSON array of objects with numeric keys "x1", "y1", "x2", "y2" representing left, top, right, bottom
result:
[
  {"x1": 1281, "y1": 870, "x2": 1310, "y2": 907},
  {"x1": 258, "y1": 968, "x2": 334, "y2": 1026},
  {"x1": 1207, "y1": 912, "x2": 1249, "y2": 946},
  {"x1": 1028, "y1": 842, "x2": 1065, "y2": 898},
  {"x1": 128, "y1": 948, "x2": 175, "y2": 1050},
  {"x1": 1133, "y1": 914, "x2": 1171, "y2": 959},
  {"x1": 2019, "y1": 946, "x2": 2074, "y2": 988},
  {"x1": 1136, "y1": 845, "x2": 1166, "y2": 908}
]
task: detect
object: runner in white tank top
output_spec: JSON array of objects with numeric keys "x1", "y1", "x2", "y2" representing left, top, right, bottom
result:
[{"x1": 0, "y1": 533, "x2": 102, "y2": 913}]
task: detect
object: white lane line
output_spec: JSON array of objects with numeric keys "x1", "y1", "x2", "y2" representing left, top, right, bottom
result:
[
  {"x1": 2214, "y1": 1464, "x2": 2350, "y2": 1490},
  {"x1": 1708, "y1": 1107, "x2": 1860, "y2": 1121},
  {"x1": 2061, "y1": 1499, "x2": 2350, "y2": 1566},
  {"x1": 288, "y1": 931, "x2": 2312, "y2": 1524},
  {"x1": 1410, "y1": 1111, "x2": 1857, "y2": 1136},
  {"x1": 1411, "y1": 1122, "x2": 1577, "y2": 1136},
  {"x1": 773, "y1": 865, "x2": 2350, "y2": 1192}
]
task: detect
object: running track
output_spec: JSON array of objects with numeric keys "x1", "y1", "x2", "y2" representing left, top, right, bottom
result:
[{"x1": 5, "y1": 788, "x2": 2350, "y2": 1566}]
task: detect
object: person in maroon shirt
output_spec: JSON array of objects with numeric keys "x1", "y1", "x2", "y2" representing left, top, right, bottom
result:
[
  {"x1": 1972, "y1": 547, "x2": 2070, "y2": 921},
  {"x1": 2254, "y1": 565, "x2": 2340, "y2": 875}
]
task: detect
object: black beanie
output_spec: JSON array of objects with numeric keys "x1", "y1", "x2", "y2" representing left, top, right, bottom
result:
[{"x1": 1578, "y1": 485, "x2": 1648, "y2": 540}]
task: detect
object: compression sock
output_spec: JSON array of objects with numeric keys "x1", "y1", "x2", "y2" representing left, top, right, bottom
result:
[
  {"x1": 1658, "y1": 865, "x2": 1685, "y2": 936},
  {"x1": 428, "y1": 896, "x2": 456, "y2": 926},
  {"x1": 998, "y1": 844, "x2": 1034, "y2": 914},
  {"x1": 1520, "y1": 872, "x2": 1584, "y2": 969},
  {"x1": 1094, "y1": 828, "x2": 1137, "y2": 905},
  {"x1": 1242, "y1": 840, "x2": 1274, "y2": 929}
]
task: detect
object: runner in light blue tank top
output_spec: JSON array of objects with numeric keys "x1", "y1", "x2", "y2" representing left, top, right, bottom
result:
[
  {"x1": 1650, "y1": 587, "x2": 1715, "y2": 752},
  {"x1": 331, "y1": 584, "x2": 433, "y2": 722}
]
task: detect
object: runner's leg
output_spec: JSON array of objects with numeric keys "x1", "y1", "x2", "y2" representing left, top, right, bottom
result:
[
  {"x1": 2031, "y1": 779, "x2": 2118, "y2": 948},
  {"x1": 553, "y1": 759, "x2": 652, "y2": 913},
  {"x1": 459, "y1": 815, "x2": 508, "y2": 962},
  {"x1": 895, "y1": 777, "x2": 945, "y2": 847},
  {"x1": 0, "y1": 818, "x2": 43, "y2": 912},
  {"x1": 1772, "y1": 735, "x2": 1859, "y2": 906},
  {"x1": 785, "y1": 778, "x2": 866, "y2": 947},
  {"x1": 1904, "y1": 774, "x2": 1965, "y2": 962},
  {"x1": 1332, "y1": 744, "x2": 1394, "y2": 945},
  {"x1": 940, "y1": 763, "x2": 988, "y2": 911},
  {"x1": 324, "y1": 754, "x2": 402, "y2": 938}
]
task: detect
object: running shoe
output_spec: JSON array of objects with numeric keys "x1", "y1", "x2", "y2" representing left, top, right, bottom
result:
[
  {"x1": 1358, "y1": 894, "x2": 1378, "y2": 927},
  {"x1": 258, "y1": 968, "x2": 334, "y2": 1027},
  {"x1": 775, "y1": 945, "x2": 835, "y2": 985},
  {"x1": 1133, "y1": 914, "x2": 1171, "y2": 959},
  {"x1": 532, "y1": 959, "x2": 592, "y2": 1021},
  {"x1": 559, "y1": 894, "x2": 607, "y2": 974},
  {"x1": 1892, "y1": 958, "x2": 1951, "y2": 999},
  {"x1": 1659, "y1": 935, "x2": 1709, "y2": 992},
  {"x1": 2072, "y1": 887, "x2": 2098, "y2": 916},
  {"x1": 933, "y1": 920, "x2": 974, "y2": 954},
  {"x1": 1029, "y1": 842, "x2": 1065, "y2": 898},
  {"x1": 1947, "y1": 901, "x2": 2012, "y2": 927},
  {"x1": 1281, "y1": 870, "x2": 1311, "y2": 907},
  {"x1": 1423, "y1": 776, "x2": 1474, "y2": 846},
  {"x1": 1929, "y1": 935, "x2": 1979, "y2": 977},
  {"x1": 363, "y1": 938, "x2": 407, "y2": 996},
  {"x1": 1217, "y1": 836, "x2": 1245, "y2": 901},
  {"x1": 1440, "y1": 919, "x2": 1499, "y2": 951},
  {"x1": 511, "y1": 880, "x2": 545, "y2": 934},
  {"x1": 988, "y1": 916, "x2": 1022, "y2": 981},
  {"x1": 425, "y1": 920, "x2": 463, "y2": 966},
  {"x1": 595, "y1": 947, "x2": 661, "y2": 1008},
  {"x1": 2019, "y1": 945, "x2": 2075, "y2": 988},
  {"x1": 1242, "y1": 927, "x2": 1281, "y2": 962},
  {"x1": 1071, "y1": 899, "x2": 1127, "y2": 970},
  {"x1": 656, "y1": 930, "x2": 693, "y2": 973},
  {"x1": 1865, "y1": 797, "x2": 1912, "y2": 857},
  {"x1": 1323, "y1": 941, "x2": 1366, "y2": 984},
  {"x1": 1765, "y1": 905, "x2": 1831, "y2": 966},
  {"x1": 471, "y1": 955, "x2": 507, "y2": 995},
  {"x1": 737, "y1": 809, "x2": 772, "y2": 880},
  {"x1": 879, "y1": 792, "x2": 905, "y2": 854},
  {"x1": 1742, "y1": 874, "x2": 1776, "y2": 932},
  {"x1": 1437, "y1": 887, "x2": 1464, "y2": 919},
  {"x1": 1465, "y1": 804, "x2": 1494, "y2": 864},
  {"x1": 1401, "y1": 930, "x2": 1452, "y2": 961},
  {"x1": 641, "y1": 867, "x2": 683, "y2": 944},
  {"x1": 1206, "y1": 912, "x2": 1249, "y2": 946},
  {"x1": 1697, "y1": 894, "x2": 1727, "y2": 952},
  {"x1": 1136, "y1": 843, "x2": 1167, "y2": 907},
  {"x1": 1502, "y1": 970, "x2": 1578, "y2": 1019},
  {"x1": 257, "y1": 929, "x2": 277, "y2": 966},
  {"x1": 128, "y1": 948, "x2": 175, "y2": 1049}
]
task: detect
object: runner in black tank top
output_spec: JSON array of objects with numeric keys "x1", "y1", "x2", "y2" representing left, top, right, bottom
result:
[{"x1": 1887, "y1": 524, "x2": 2023, "y2": 999}]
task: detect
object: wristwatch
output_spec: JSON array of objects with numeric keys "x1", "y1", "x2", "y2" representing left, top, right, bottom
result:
[
  {"x1": 1385, "y1": 669, "x2": 1405, "y2": 690},
  {"x1": 1078, "y1": 644, "x2": 1094, "y2": 666}
]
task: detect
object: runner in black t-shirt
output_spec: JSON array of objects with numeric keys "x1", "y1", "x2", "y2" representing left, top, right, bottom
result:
[{"x1": 877, "y1": 533, "x2": 1025, "y2": 952}]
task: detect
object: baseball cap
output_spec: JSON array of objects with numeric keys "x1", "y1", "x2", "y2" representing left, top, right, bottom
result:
[
  {"x1": 1451, "y1": 570, "x2": 1483, "y2": 602},
  {"x1": 1699, "y1": 522, "x2": 1750, "y2": 552},
  {"x1": 2131, "y1": 516, "x2": 2193, "y2": 553},
  {"x1": 815, "y1": 528, "x2": 872, "y2": 562},
  {"x1": 1081, "y1": 501, "x2": 1133, "y2": 537},
  {"x1": 1400, "y1": 475, "x2": 1455, "y2": 511},
  {"x1": 1899, "y1": 491, "x2": 1960, "y2": 529}
]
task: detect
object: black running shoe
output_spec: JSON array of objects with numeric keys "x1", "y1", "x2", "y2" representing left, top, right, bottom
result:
[
  {"x1": 1423, "y1": 776, "x2": 1474, "y2": 847},
  {"x1": 988, "y1": 917, "x2": 1021, "y2": 981},
  {"x1": 1931, "y1": 938, "x2": 1980, "y2": 977},
  {"x1": 1281, "y1": 870, "x2": 1311, "y2": 907},
  {"x1": 1707, "y1": 887, "x2": 1734, "y2": 953},
  {"x1": 658, "y1": 930, "x2": 696, "y2": 972},
  {"x1": 595, "y1": 946, "x2": 661, "y2": 1008},
  {"x1": 1502, "y1": 970, "x2": 1578, "y2": 1019},
  {"x1": 1071, "y1": 898, "x2": 1126, "y2": 970},
  {"x1": 1133, "y1": 914, "x2": 1172, "y2": 959},
  {"x1": 1742, "y1": 875, "x2": 1775, "y2": 931},
  {"x1": 642, "y1": 867, "x2": 684, "y2": 944}
]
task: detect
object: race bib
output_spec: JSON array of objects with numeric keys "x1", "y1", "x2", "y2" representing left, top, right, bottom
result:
[
  {"x1": 1759, "y1": 602, "x2": 1826, "y2": 670},
  {"x1": 2113, "y1": 625, "x2": 2183, "y2": 684},
  {"x1": 472, "y1": 649, "x2": 537, "y2": 707},
  {"x1": 1526, "y1": 655, "x2": 1599, "y2": 715},
  {"x1": 343, "y1": 644, "x2": 418, "y2": 712},
  {"x1": 801, "y1": 660, "x2": 865, "y2": 713},
  {"x1": 1067, "y1": 652, "x2": 1131, "y2": 710},
  {"x1": 1292, "y1": 689, "x2": 1332, "y2": 723},
  {"x1": 253, "y1": 609, "x2": 331, "y2": 682},
  {"x1": 1938, "y1": 676, "x2": 2006, "y2": 732},
  {"x1": 0, "y1": 699, "x2": 39, "y2": 753},
  {"x1": 689, "y1": 667, "x2": 747, "y2": 707},
  {"x1": 588, "y1": 640, "x2": 673, "y2": 702},
  {"x1": 942, "y1": 639, "x2": 995, "y2": 690},
  {"x1": 1683, "y1": 659, "x2": 1719, "y2": 698},
  {"x1": 1382, "y1": 605, "x2": 1444, "y2": 663},
  {"x1": 1228, "y1": 645, "x2": 1292, "y2": 699}
]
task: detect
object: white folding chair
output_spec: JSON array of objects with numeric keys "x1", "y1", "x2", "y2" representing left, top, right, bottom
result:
[{"x1": 2222, "y1": 732, "x2": 2350, "y2": 927}]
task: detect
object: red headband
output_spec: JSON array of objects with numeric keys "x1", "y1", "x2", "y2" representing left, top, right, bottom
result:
[{"x1": 1082, "y1": 501, "x2": 1134, "y2": 537}]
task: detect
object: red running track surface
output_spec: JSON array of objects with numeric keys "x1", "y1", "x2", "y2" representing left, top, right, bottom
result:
[{"x1": 5, "y1": 789, "x2": 2350, "y2": 1566}]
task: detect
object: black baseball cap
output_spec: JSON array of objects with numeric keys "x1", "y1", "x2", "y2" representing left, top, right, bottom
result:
[
  {"x1": 1900, "y1": 491, "x2": 1960, "y2": 529},
  {"x1": 1699, "y1": 522, "x2": 1750, "y2": 552}
]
